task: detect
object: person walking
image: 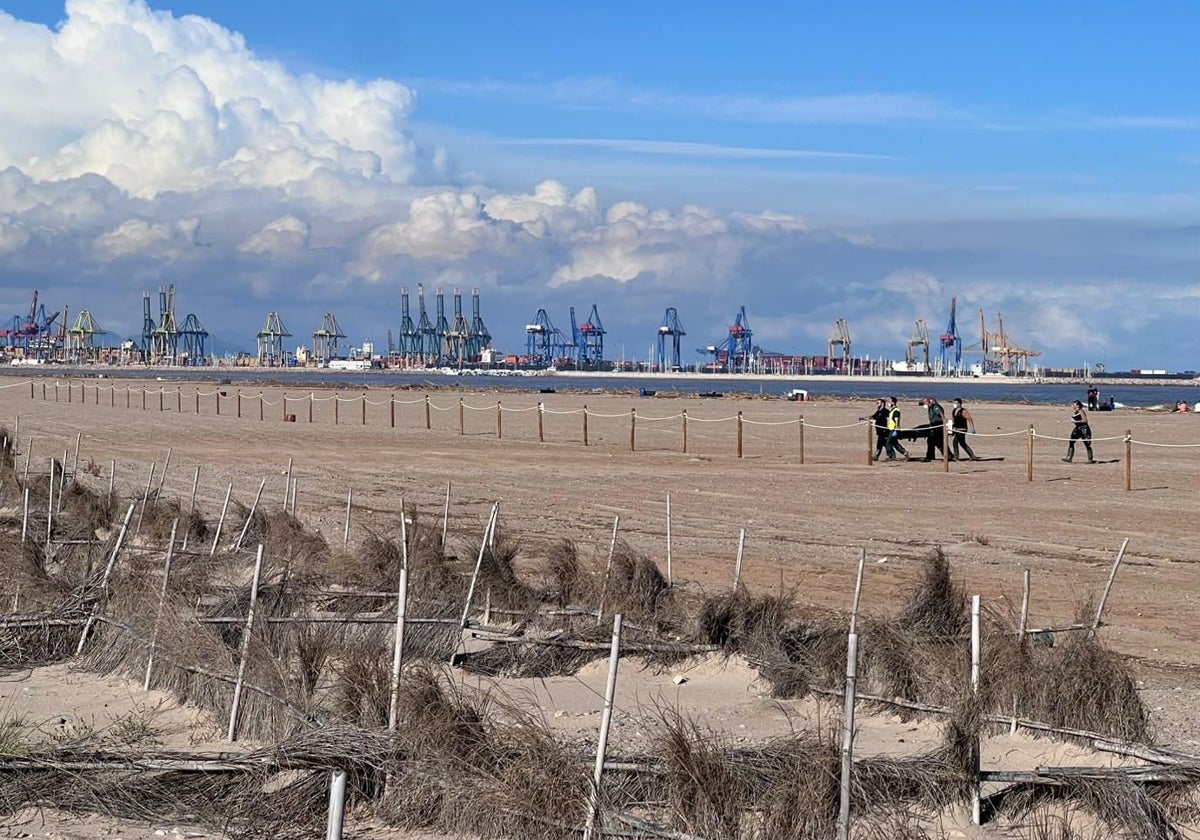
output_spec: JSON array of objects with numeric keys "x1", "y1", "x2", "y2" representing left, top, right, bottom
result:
[
  {"x1": 950, "y1": 398, "x2": 979, "y2": 461},
  {"x1": 886, "y1": 396, "x2": 908, "y2": 460},
  {"x1": 923, "y1": 397, "x2": 949, "y2": 461},
  {"x1": 1063, "y1": 399, "x2": 1095, "y2": 463},
  {"x1": 869, "y1": 398, "x2": 890, "y2": 461}
]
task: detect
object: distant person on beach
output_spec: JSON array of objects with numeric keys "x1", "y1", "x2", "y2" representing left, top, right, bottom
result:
[
  {"x1": 869, "y1": 398, "x2": 890, "y2": 460},
  {"x1": 922, "y1": 397, "x2": 949, "y2": 461},
  {"x1": 1063, "y1": 400, "x2": 1095, "y2": 463},
  {"x1": 886, "y1": 396, "x2": 908, "y2": 460},
  {"x1": 1087, "y1": 386, "x2": 1099, "y2": 411},
  {"x1": 950, "y1": 398, "x2": 980, "y2": 461}
]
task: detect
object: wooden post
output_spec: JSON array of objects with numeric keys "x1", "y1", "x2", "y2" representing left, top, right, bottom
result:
[
  {"x1": 799, "y1": 415, "x2": 806, "y2": 465},
  {"x1": 361, "y1": 394, "x2": 366, "y2": 425},
  {"x1": 424, "y1": 395, "x2": 431, "y2": 429},
  {"x1": 682, "y1": 409, "x2": 688, "y2": 453},
  {"x1": 134, "y1": 463, "x2": 156, "y2": 537},
  {"x1": 1124, "y1": 430, "x2": 1132, "y2": 491},
  {"x1": 1026, "y1": 424, "x2": 1034, "y2": 482},
  {"x1": 538, "y1": 402, "x2": 544, "y2": 442},
  {"x1": 71, "y1": 432, "x2": 81, "y2": 488},
  {"x1": 343, "y1": 488, "x2": 353, "y2": 547},
  {"x1": 281, "y1": 393, "x2": 287, "y2": 421},
  {"x1": 583, "y1": 405, "x2": 589, "y2": 446},
  {"x1": 1018, "y1": 569, "x2": 1031, "y2": 640},
  {"x1": 734, "y1": 527, "x2": 746, "y2": 590},
  {"x1": 942, "y1": 421, "x2": 951, "y2": 473},
  {"x1": 283, "y1": 457, "x2": 292, "y2": 510},
  {"x1": 496, "y1": 401, "x2": 502, "y2": 439},
  {"x1": 836, "y1": 631, "x2": 859, "y2": 840},
  {"x1": 21, "y1": 487, "x2": 29, "y2": 544},
  {"x1": 176, "y1": 389, "x2": 181, "y2": 413},
  {"x1": 1093, "y1": 538, "x2": 1130, "y2": 630},
  {"x1": 866, "y1": 418, "x2": 874, "y2": 465},
  {"x1": 112, "y1": 387, "x2": 116, "y2": 408},
  {"x1": 849, "y1": 548, "x2": 866, "y2": 635},
  {"x1": 141, "y1": 388, "x2": 146, "y2": 410},
  {"x1": 55, "y1": 382, "x2": 59, "y2": 402},
  {"x1": 595, "y1": 515, "x2": 621, "y2": 624},
  {"x1": 971, "y1": 594, "x2": 982, "y2": 825},
  {"x1": 29, "y1": 381, "x2": 33, "y2": 399},
  {"x1": 227, "y1": 544, "x2": 265, "y2": 743},
  {"x1": 194, "y1": 389, "x2": 199, "y2": 414},
  {"x1": 43, "y1": 382, "x2": 47, "y2": 401},
  {"x1": 629, "y1": 408, "x2": 637, "y2": 451},
  {"x1": 108, "y1": 459, "x2": 115, "y2": 497},
  {"x1": 665, "y1": 494, "x2": 673, "y2": 587},
  {"x1": 334, "y1": 393, "x2": 339, "y2": 425},
  {"x1": 309, "y1": 394, "x2": 315, "y2": 424},
  {"x1": 182, "y1": 465, "x2": 200, "y2": 551},
  {"x1": 459, "y1": 398, "x2": 464, "y2": 435},
  {"x1": 389, "y1": 394, "x2": 394, "y2": 428},
  {"x1": 387, "y1": 565, "x2": 409, "y2": 732},
  {"x1": 234, "y1": 478, "x2": 267, "y2": 551},
  {"x1": 210, "y1": 483, "x2": 233, "y2": 558},
  {"x1": 75, "y1": 503, "x2": 136, "y2": 653},
  {"x1": 290, "y1": 477, "x2": 298, "y2": 517},
  {"x1": 143, "y1": 518, "x2": 179, "y2": 691},
  {"x1": 258, "y1": 393, "x2": 264, "y2": 422},
  {"x1": 158, "y1": 389, "x2": 162, "y2": 411},
  {"x1": 582, "y1": 613, "x2": 623, "y2": 840},
  {"x1": 441, "y1": 481, "x2": 451, "y2": 548},
  {"x1": 237, "y1": 391, "x2": 241, "y2": 418},
  {"x1": 737, "y1": 411, "x2": 743, "y2": 458}
]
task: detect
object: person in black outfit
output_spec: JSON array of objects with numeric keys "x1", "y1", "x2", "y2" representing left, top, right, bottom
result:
[
  {"x1": 1087, "y1": 386, "x2": 1099, "y2": 411},
  {"x1": 869, "y1": 398, "x2": 890, "y2": 461},
  {"x1": 950, "y1": 398, "x2": 979, "y2": 460},
  {"x1": 1063, "y1": 400, "x2": 1095, "y2": 463},
  {"x1": 922, "y1": 397, "x2": 949, "y2": 461}
]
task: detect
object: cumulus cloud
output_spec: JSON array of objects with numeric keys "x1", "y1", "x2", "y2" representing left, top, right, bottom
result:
[
  {"x1": 239, "y1": 215, "x2": 310, "y2": 257},
  {"x1": 94, "y1": 217, "x2": 199, "y2": 259}
]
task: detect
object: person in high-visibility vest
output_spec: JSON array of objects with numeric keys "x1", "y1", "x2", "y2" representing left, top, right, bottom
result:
[{"x1": 885, "y1": 396, "x2": 908, "y2": 461}]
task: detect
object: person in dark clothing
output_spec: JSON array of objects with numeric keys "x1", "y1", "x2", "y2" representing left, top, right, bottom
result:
[
  {"x1": 885, "y1": 396, "x2": 907, "y2": 460},
  {"x1": 950, "y1": 398, "x2": 980, "y2": 461},
  {"x1": 869, "y1": 398, "x2": 890, "y2": 461},
  {"x1": 1064, "y1": 400, "x2": 1095, "y2": 463},
  {"x1": 1087, "y1": 386, "x2": 1099, "y2": 411},
  {"x1": 922, "y1": 397, "x2": 949, "y2": 461}
]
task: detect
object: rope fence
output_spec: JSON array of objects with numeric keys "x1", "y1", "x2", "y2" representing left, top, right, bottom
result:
[{"x1": 18, "y1": 379, "x2": 1200, "y2": 490}]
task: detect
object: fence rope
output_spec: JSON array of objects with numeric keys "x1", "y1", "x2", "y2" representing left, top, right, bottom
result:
[{"x1": 1032, "y1": 431, "x2": 1127, "y2": 443}]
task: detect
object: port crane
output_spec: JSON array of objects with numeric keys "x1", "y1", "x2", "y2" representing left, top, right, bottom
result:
[
  {"x1": 906, "y1": 319, "x2": 930, "y2": 372},
  {"x1": 828, "y1": 318, "x2": 852, "y2": 372},
  {"x1": 939, "y1": 296, "x2": 963, "y2": 372},
  {"x1": 579, "y1": 305, "x2": 605, "y2": 366},
  {"x1": 655, "y1": 308, "x2": 685, "y2": 370}
]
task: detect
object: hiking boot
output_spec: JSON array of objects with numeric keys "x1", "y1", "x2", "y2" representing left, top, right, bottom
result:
[
  {"x1": 1087, "y1": 457, "x2": 1095, "y2": 464},
  {"x1": 969, "y1": 456, "x2": 980, "y2": 461},
  {"x1": 1061, "y1": 457, "x2": 1072, "y2": 463}
]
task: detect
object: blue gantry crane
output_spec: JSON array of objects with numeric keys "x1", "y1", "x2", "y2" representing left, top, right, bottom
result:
[
  {"x1": 655, "y1": 308, "x2": 685, "y2": 370},
  {"x1": 579, "y1": 304, "x2": 605, "y2": 366},
  {"x1": 939, "y1": 296, "x2": 963, "y2": 372},
  {"x1": 525, "y1": 308, "x2": 569, "y2": 367},
  {"x1": 700, "y1": 306, "x2": 755, "y2": 372},
  {"x1": 178, "y1": 313, "x2": 209, "y2": 365},
  {"x1": 417, "y1": 284, "x2": 436, "y2": 364},
  {"x1": 467, "y1": 287, "x2": 491, "y2": 361},
  {"x1": 399, "y1": 287, "x2": 418, "y2": 362}
]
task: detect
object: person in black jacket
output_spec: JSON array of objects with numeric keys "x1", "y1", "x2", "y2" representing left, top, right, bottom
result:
[
  {"x1": 922, "y1": 397, "x2": 950, "y2": 461},
  {"x1": 950, "y1": 398, "x2": 979, "y2": 461},
  {"x1": 1064, "y1": 400, "x2": 1095, "y2": 463},
  {"x1": 869, "y1": 398, "x2": 890, "y2": 461}
]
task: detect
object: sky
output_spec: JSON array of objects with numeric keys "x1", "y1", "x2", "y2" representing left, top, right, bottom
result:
[{"x1": 0, "y1": 0, "x2": 1197, "y2": 369}]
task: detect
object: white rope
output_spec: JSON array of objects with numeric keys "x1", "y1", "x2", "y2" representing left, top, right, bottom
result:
[
  {"x1": 742, "y1": 418, "x2": 801, "y2": 427},
  {"x1": 0, "y1": 379, "x2": 33, "y2": 389},
  {"x1": 963, "y1": 428, "x2": 1029, "y2": 438},
  {"x1": 542, "y1": 407, "x2": 584, "y2": 415},
  {"x1": 687, "y1": 415, "x2": 739, "y2": 423},
  {"x1": 428, "y1": 401, "x2": 453, "y2": 412},
  {"x1": 1131, "y1": 439, "x2": 1200, "y2": 448},
  {"x1": 801, "y1": 419, "x2": 870, "y2": 430},
  {"x1": 583, "y1": 409, "x2": 632, "y2": 419},
  {"x1": 638, "y1": 413, "x2": 684, "y2": 423},
  {"x1": 498, "y1": 404, "x2": 540, "y2": 413},
  {"x1": 364, "y1": 398, "x2": 392, "y2": 406},
  {"x1": 462, "y1": 403, "x2": 495, "y2": 412},
  {"x1": 1033, "y1": 431, "x2": 1126, "y2": 443}
]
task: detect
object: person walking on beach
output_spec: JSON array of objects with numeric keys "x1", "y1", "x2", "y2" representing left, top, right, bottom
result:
[
  {"x1": 870, "y1": 398, "x2": 890, "y2": 460},
  {"x1": 886, "y1": 396, "x2": 908, "y2": 460},
  {"x1": 1064, "y1": 400, "x2": 1095, "y2": 463},
  {"x1": 922, "y1": 397, "x2": 949, "y2": 461},
  {"x1": 950, "y1": 398, "x2": 979, "y2": 461}
]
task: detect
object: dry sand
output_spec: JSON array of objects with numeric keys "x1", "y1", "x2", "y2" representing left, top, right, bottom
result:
[{"x1": 6, "y1": 377, "x2": 1200, "y2": 838}]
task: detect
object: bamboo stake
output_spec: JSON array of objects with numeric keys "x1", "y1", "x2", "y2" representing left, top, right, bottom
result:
[
  {"x1": 289, "y1": 477, "x2": 298, "y2": 517},
  {"x1": 849, "y1": 548, "x2": 866, "y2": 635},
  {"x1": 155, "y1": 447, "x2": 172, "y2": 500},
  {"x1": 595, "y1": 515, "x2": 621, "y2": 624},
  {"x1": 1093, "y1": 538, "x2": 1130, "y2": 630},
  {"x1": 46, "y1": 459, "x2": 54, "y2": 551},
  {"x1": 457, "y1": 504, "x2": 500, "y2": 645},
  {"x1": 75, "y1": 503, "x2": 136, "y2": 655},
  {"x1": 665, "y1": 494, "x2": 673, "y2": 587},
  {"x1": 583, "y1": 612, "x2": 623, "y2": 840},
  {"x1": 283, "y1": 457, "x2": 292, "y2": 509},
  {"x1": 490, "y1": 502, "x2": 499, "y2": 547},
  {"x1": 21, "y1": 487, "x2": 29, "y2": 544},
  {"x1": 441, "y1": 481, "x2": 451, "y2": 548},
  {"x1": 143, "y1": 518, "x2": 179, "y2": 691},
  {"x1": 23, "y1": 437, "x2": 32, "y2": 485},
  {"x1": 108, "y1": 459, "x2": 115, "y2": 497},
  {"x1": 134, "y1": 463, "x2": 156, "y2": 537},
  {"x1": 343, "y1": 488, "x2": 352, "y2": 547},
  {"x1": 733, "y1": 528, "x2": 746, "y2": 590},
  {"x1": 387, "y1": 565, "x2": 410, "y2": 730},
  {"x1": 181, "y1": 465, "x2": 200, "y2": 551},
  {"x1": 234, "y1": 478, "x2": 267, "y2": 551},
  {"x1": 71, "y1": 432, "x2": 81, "y2": 487},
  {"x1": 210, "y1": 483, "x2": 233, "y2": 557},
  {"x1": 58, "y1": 448, "x2": 68, "y2": 511},
  {"x1": 1018, "y1": 569, "x2": 1031, "y2": 640},
  {"x1": 971, "y1": 594, "x2": 982, "y2": 826},
  {"x1": 227, "y1": 544, "x2": 265, "y2": 743},
  {"x1": 326, "y1": 770, "x2": 348, "y2": 840},
  {"x1": 835, "y1": 631, "x2": 859, "y2": 840}
]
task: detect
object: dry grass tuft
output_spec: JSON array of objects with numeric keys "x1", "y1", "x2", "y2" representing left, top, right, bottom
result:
[{"x1": 897, "y1": 547, "x2": 967, "y2": 639}]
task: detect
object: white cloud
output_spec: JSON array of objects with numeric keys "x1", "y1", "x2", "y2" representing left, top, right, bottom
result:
[
  {"x1": 0, "y1": 215, "x2": 32, "y2": 253},
  {"x1": 239, "y1": 215, "x2": 310, "y2": 257},
  {"x1": 94, "y1": 217, "x2": 199, "y2": 259}
]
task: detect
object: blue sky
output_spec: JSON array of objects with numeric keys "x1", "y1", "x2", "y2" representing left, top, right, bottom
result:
[{"x1": 0, "y1": 1, "x2": 1197, "y2": 368}]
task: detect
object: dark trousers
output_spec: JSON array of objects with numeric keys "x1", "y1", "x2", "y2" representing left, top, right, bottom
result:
[
  {"x1": 874, "y1": 427, "x2": 889, "y2": 458},
  {"x1": 952, "y1": 430, "x2": 976, "y2": 459},
  {"x1": 919, "y1": 423, "x2": 946, "y2": 460},
  {"x1": 1067, "y1": 424, "x2": 1094, "y2": 461},
  {"x1": 886, "y1": 430, "x2": 906, "y2": 458}
]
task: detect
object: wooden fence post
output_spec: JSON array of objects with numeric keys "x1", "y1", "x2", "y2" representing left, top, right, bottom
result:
[
  {"x1": 496, "y1": 401, "x2": 502, "y2": 439},
  {"x1": 1026, "y1": 424, "x2": 1034, "y2": 482},
  {"x1": 259, "y1": 393, "x2": 264, "y2": 422},
  {"x1": 141, "y1": 388, "x2": 146, "y2": 410},
  {"x1": 227, "y1": 544, "x2": 265, "y2": 743},
  {"x1": 215, "y1": 390, "x2": 220, "y2": 416},
  {"x1": 1124, "y1": 430, "x2": 1132, "y2": 491},
  {"x1": 630, "y1": 408, "x2": 636, "y2": 452},
  {"x1": 538, "y1": 402, "x2": 544, "y2": 442},
  {"x1": 158, "y1": 388, "x2": 163, "y2": 411},
  {"x1": 176, "y1": 389, "x2": 181, "y2": 413},
  {"x1": 583, "y1": 405, "x2": 589, "y2": 446},
  {"x1": 334, "y1": 393, "x2": 339, "y2": 425},
  {"x1": 459, "y1": 398, "x2": 464, "y2": 435},
  {"x1": 799, "y1": 415, "x2": 806, "y2": 464},
  {"x1": 682, "y1": 409, "x2": 688, "y2": 453},
  {"x1": 237, "y1": 391, "x2": 241, "y2": 418},
  {"x1": 582, "y1": 613, "x2": 623, "y2": 840},
  {"x1": 971, "y1": 594, "x2": 982, "y2": 825},
  {"x1": 737, "y1": 411, "x2": 743, "y2": 458},
  {"x1": 866, "y1": 418, "x2": 874, "y2": 465},
  {"x1": 942, "y1": 422, "x2": 951, "y2": 473},
  {"x1": 836, "y1": 632, "x2": 859, "y2": 840},
  {"x1": 309, "y1": 394, "x2": 314, "y2": 423},
  {"x1": 425, "y1": 396, "x2": 431, "y2": 429},
  {"x1": 361, "y1": 394, "x2": 367, "y2": 425},
  {"x1": 1093, "y1": 538, "x2": 1130, "y2": 630},
  {"x1": 194, "y1": 389, "x2": 199, "y2": 414}
]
